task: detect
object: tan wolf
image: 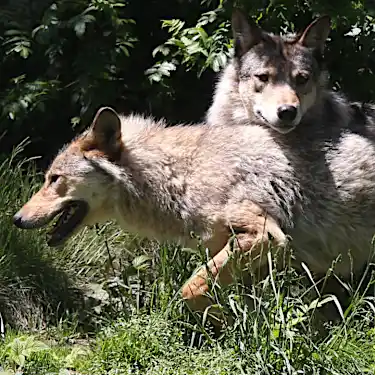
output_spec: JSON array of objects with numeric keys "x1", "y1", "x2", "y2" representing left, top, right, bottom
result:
[{"x1": 13, "y1": 102, "x2": 375, "y2": 315}]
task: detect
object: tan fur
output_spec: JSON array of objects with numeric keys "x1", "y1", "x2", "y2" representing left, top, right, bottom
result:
[{"x1": 182, "y1": 202, "x2": 286, "y2": 312}]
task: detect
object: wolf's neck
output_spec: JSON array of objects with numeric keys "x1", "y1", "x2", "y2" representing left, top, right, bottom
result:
[
  {"x1": 206, "y1": 63, "x2": 259, "y2": 127},
  {"x1": 94, "y1": 135, "x2": 197, "y2": 242},
  {"x1": 301, "y1": 88, "x2": 352, "y2": 129}
]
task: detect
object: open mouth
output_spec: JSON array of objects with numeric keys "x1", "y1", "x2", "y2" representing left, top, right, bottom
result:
[{"x1": 46, "y1": 200, "x2": 88, "y2": 247}]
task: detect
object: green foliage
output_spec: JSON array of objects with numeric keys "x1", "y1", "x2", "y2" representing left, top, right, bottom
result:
[
  {"x1": 0, "y1": 0, "x2": 136, "y2": 157},
  {"x1": 0, "y1": 280, "x2": 374, "y2": 374},
  {"x1": 0, "y1": 331, "x2": 89, "y2": 375},
  {"x1": 1, "y1": 0, "x2": 374, "y2": 160},
  {"x1": 146, "y1": 8, "x2": 231, "y2": 82},
  {"x1": 148, "y1": 0, "x2": 375, "y2": 102},
  {"x1": 0, "y1": 335, "x2": 49, "y2": 373}
]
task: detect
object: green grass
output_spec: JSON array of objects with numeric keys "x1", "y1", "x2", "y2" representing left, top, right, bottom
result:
[
  {"x1": 0, "y1": 311, "x2": 374, "y2": 374},
  {"x1": 0, "y1": 144, "x2": 375, "y2": 374}
]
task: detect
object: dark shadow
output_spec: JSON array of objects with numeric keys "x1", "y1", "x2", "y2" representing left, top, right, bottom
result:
[{"x1": 0, "y1": 216, "x2": 97, "y2": 332}]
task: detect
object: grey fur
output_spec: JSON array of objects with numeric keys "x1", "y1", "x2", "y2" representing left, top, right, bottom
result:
[{"x1": 206, "y1": 10, "x2": 375, "y2": 277}]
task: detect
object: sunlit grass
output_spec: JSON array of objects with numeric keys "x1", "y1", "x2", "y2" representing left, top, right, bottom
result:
[{"x1": 0, "y1": 145, "x2": 374, "y2": 374}]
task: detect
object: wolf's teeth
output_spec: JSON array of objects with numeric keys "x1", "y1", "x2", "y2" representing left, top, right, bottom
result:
[{"x1": 47, "y1": 203, "x2": 79, "y2": 241}]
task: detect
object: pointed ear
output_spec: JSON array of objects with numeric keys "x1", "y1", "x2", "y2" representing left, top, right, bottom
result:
[
  {"x1": 232, "y1": 8, "x2": 262, "y2": 58},
  {"x1": 83, "y1": 107, "x2": 122, "y2": 160},
  {"x1": 297, "y1": 15, "x2": 331, "y2": 52}
]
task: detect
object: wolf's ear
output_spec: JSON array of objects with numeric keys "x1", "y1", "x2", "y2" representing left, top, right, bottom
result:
[
  {"x1": 84, "y1": 107, "x2": 122, "y2": 160},
  {"x1": 297, "y1": 15, "x2": 331, "y2": 52},
  {"x1": 232, "y1": 8, "x2": 262, "y2": 58}
]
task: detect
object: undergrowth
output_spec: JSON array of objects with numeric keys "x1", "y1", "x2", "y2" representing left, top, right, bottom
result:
[{"x1": 0, "y1": 146, "x2": 374, "y2": 374}]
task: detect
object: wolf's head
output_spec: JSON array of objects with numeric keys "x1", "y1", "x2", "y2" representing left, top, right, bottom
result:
[
  {"x1": 13, "y1": 107, "x2": 124, "y2": 247},
  {"x1": 232, "y1": 9, "x2": 331, "y2": 134}
]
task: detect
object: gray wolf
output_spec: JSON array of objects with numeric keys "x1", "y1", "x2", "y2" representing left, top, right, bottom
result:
[
  {"x1": 13, "y1": 102, "x2": 375, "y2": 316},
  {"x1": 205, "y1": 9, "x2": 375, "y2": 295}
]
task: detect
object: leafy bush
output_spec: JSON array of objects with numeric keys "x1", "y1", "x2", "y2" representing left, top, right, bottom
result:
[
  {"x1": 148, "y1": 0, "x2": 375, "y2": 103},
  {"x1": 0, "y1": 0, "x2": 136, "y2": 159}
]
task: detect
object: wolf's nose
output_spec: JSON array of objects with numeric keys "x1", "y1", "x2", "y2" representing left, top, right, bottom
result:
[
  {"x1": 277, "y1": 105, "x2": 297, "y2": 122},
  {"x1": 13, "y1": 212, "x2": 24, "y2": 228}
]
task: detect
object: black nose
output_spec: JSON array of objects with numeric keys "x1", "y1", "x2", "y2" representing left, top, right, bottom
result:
[
  {"x1": 13, "y1": 212, "x2": 24, "y2": 228},
  {"x1": 277, "y1": 105, "x2": 297, "y2": 122}
]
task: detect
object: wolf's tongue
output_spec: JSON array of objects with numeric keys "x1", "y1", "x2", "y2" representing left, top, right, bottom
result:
[
  {"x1": 45, "y1": 200, "x2": 89, "y2": 247},
  {"x1": 47, "y1": 205, "x2": 77, "y2": 235}
]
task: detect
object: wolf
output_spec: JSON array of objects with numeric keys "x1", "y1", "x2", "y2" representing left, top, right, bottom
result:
[
  {"x1": 207, "y1": 9, "x2": 344, "y2": 134},
  {"x1": 13, "y1": 108, "x2": 291, "y2": 314},
  {"x1": 205, "y1": 9, "x2": 375, "y2": 299},
  {"x1": 12, "y1": 99, "x2": 375, "y2": 317}
]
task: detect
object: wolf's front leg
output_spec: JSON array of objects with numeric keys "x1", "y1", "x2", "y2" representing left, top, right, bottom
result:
[{"x1": 181, "y1": 213, "x2": 287, "y2": 318}]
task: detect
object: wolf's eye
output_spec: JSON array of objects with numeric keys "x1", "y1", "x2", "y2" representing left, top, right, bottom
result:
[
  {"x1": 295, "y1": 73, "x2": 310, "y2": 86},
  {"x1": 255, "y1": 74, "x2": 269, "y2": 83},
  {"x1": 50, "y1": 174, "x2": 60, "y2": 184}
]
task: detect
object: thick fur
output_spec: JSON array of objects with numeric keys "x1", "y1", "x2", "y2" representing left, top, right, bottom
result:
[
  {"x1": 13, "y1": 103, "x2": 375, "y2": 317},
  {"x1": 14, "y1": 108, "x2": 290, "y2": 315},
  {"x1": 204, "y1": 9, "x2": 375, "y2": 305}
]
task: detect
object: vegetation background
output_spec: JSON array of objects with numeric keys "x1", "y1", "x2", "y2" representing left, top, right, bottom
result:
[{"x1": 0, "y1": 0, "x2": 375, "y2": 374}]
